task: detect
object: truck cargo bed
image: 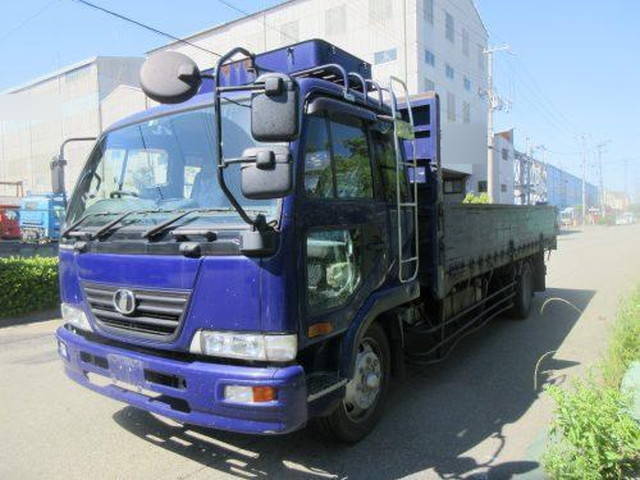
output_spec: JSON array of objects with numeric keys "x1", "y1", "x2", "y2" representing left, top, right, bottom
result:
[{"x1": 420, "y1": 203, "x2": 557, "y2": 298}]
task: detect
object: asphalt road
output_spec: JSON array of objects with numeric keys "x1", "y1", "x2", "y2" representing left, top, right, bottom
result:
[{"x1": 2, "y1": 225, "x2": 640, "y2": 480}]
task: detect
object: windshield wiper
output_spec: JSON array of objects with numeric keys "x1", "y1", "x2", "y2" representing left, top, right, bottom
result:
[
  {"x1": 92, "y1": 210, "x2": 152, "y2": 240},
  {"x1": 62, "y1": 211, "x2": 119, "y2": 239},
  {"x1": 142, "y1": 208, "x2": 236, "y2": 240}
]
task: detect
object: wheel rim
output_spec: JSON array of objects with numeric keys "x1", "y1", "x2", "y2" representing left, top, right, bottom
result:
[{"x1": 343, "y1": 337, "x2": 383, "y2": 423}]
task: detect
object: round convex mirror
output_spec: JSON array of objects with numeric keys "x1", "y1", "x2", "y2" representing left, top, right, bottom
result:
[{"x1": 140, "y1": 51, "x2": 202, "y2": 104}]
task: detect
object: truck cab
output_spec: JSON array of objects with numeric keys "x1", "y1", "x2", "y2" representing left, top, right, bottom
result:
[
  {"x1": 56, "y1": 40, "x2": 419, "y2": 441},
  {"x1": 19, "y1": 193, "x2": 66, "y2": 242}
]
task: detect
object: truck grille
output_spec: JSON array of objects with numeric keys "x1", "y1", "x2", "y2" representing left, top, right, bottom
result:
[{"x1": 82, "y1": 282, "x2": 190, "y2": 339}]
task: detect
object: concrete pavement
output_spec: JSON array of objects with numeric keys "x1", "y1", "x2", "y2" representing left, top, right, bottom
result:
[{"x1": 2, "y1": 225, "x2": 640, "y2": 479}]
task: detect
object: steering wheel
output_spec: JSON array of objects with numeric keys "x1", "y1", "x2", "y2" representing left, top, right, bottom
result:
[{"x1": 109, "y1": 190, "x2": 139, "y2": 199}]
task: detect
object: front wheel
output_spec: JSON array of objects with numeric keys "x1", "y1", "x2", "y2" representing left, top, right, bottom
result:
[{"x1": 314, "y1": 323, "x2": 391, "y2": 443}]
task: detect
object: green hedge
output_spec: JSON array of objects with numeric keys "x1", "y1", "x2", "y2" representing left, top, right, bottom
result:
[{"x1": 0, "y1": 256, "x2": 59, "y2": 319}]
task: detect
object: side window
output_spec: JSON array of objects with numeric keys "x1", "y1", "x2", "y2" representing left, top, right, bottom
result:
[
  {"x1": 306, "y1": 229, "x2": 362, "y2": 312},
  {"x1": 372, "y1": 128, "x2": 409, "y2": 203},
  {"x1": 330, "y1": 117, "x2": 373, "y2": 199},
  {"x1": 303, "y1": 115, "x2": 333, "y2": 198}
]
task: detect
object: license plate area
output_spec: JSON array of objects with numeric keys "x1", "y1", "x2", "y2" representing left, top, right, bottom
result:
[{"x1": 107, "y1": 354, "x2": 144, "y2": 387}]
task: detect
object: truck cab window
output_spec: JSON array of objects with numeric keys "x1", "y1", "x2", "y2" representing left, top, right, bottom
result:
[
  {"x1": 306, "y1": 228, "x2": 362, "y2": 312},
  {"x1": 329, "y1": 117, "x2": 373, "y2": 199},
  {"x1": 303, "y1": 115, "x2": 333, "y2": 198},
  {"x1": 372, "y1": 129, "x2": 409, "y2": 203}
]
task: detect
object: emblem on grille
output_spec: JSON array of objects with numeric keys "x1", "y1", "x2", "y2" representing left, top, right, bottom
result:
[{"x1": 113, "y1": 289, "x2": 136, "y2": 315}]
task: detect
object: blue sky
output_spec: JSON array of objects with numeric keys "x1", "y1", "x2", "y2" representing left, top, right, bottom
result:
[{"x1": 1, "y1": 0, "x2": 638, "y2": 198}]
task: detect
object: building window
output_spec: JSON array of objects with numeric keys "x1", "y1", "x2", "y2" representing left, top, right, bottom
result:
[
  {"x1": 478, "y1": 180, "x2": 487, "y2": 193},
  {"x1": 501, "y1": 184, "x2": 507, "y2": 193},
  {"x1": 464, "y1": 76, "x2": 471, "y2": 91},
  {"x1": 325, "y1": 5, "x2": 346, "y2": 36},
  {"x1": 462, "y1": 101, "x2": 470, "y2": 123},
  {"x1": 424, "y1": 0, "x2": 434, "y2": 24},
  {"x1": 424, "y1": 49, "x2": 435, "y2": 66},
  {"x1": 445, "y1": 12, "x2": 455, "y2": 43},
  {"x1": 501, "y1": 148, "x2": 509, "y2": 160},
  {"x1": 462, "y1": 28, "x2": 469, "y2": 56},
  {"x1": 280, "y1": 21, "x2": 299, "y2": 44},
  {"x1": 369, "y1": 0, "x2": 392, "y2": 23},
  {"x1": 424, "y1": 77, "x2": 435, "y2": 91},
  {"x1": 374, "y1": 48, "x2": 397, "y2": 64},
  {"x1": 445, "y1": 64, "x2": 454, "y2": 80},
  {"x1": 446, "y1": 92, "x2": 456, "y2": 122},
  {"x1": 444, "y1": 179, "x2": 464, "y2": 194},
  {"x1": 478, "y1": 45, "x2": 485, "y2": 71}
]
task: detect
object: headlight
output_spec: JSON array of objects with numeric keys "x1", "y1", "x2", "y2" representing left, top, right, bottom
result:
[
  {"x1": 189, "y1": 330, "x2": 297, "y2": 361},
  {"x1": 61, "y1": 303, "x2": 92, "y2": 332}
]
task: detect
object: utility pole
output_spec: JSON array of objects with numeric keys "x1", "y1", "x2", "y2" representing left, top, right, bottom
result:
[
  {"x1": 580, "y1": 134, "x2": 588, "y2": 225},
  {"x1": 484, "y1": 44, "x2": 510, "y2": 203},
  {"x1": 595, "y1": 140, "x2": 610, "y2": 214}
]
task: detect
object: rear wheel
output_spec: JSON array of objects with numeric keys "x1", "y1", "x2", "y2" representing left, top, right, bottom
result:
[
  {"x1": 510, "y1": 261, "x2": 534, "y2": 319},
  {"x1": 314, "y1": 323, "x2": 391, "y2": 443}
]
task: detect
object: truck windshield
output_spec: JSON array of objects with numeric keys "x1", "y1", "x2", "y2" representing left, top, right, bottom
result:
[{"x1": 67, "y1": 99, "x2": 277, "y2": 232}]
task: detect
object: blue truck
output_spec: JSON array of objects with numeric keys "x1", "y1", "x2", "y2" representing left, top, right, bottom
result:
[
  {"x1": 19, "y1": 192, "x2": 66, "y2": 242},
  {"x1": 54, "y1": 40, "x2": 557, "y2": 442}
]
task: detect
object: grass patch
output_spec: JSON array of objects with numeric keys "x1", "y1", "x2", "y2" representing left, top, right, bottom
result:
[
  {"x1": 0, "y1": 256, "x2": 59, "y2": 319},
  {"x1": 543, "y1": 286, "x2": 640, "y2": 479},
  {"x1": 602, "y1": 288, "x2": 640, "y2": 388}
]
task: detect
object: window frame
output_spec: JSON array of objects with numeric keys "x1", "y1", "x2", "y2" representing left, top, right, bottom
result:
[{"x1": 301, "y1": 104, "x2": 378, "y2": 202}]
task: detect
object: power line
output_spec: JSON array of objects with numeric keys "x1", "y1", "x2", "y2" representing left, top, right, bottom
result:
[
  {"x1": 0, "y1": 0, "x2": 59, "y2": 44},
  {"x1": 70, "y1": 0, "x2": 221, "y2": 57}
]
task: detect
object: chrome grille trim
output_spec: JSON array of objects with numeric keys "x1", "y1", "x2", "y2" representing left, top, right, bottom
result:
[{"x1": 82, "y1": 282, "x2": 191, "y2": 340}]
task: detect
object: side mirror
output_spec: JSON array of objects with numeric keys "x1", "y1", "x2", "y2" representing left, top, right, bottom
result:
[
  {"x1": 251, "y1": 73, "x2": 299, "y2": 142},
  {"x1": 241, "y1": 146, "x2": 292, "y2": 199},
  {"x1": 50, "y1": 155, "x2": 66, "y2": 195},
  {"x1": 140, "y1": 52, "x2": 202, "y2": 104}
]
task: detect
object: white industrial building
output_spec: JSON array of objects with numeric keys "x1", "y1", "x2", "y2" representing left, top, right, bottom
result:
[
  {"x1": 149, "y1": 0, "x2": 491, "y2": 193},
  {"x1": 0, "y1": 56, "x2": 144, "y2": 194},
  {"x1": 492, "y1": 129, "x2": 515, "y2": 203}
]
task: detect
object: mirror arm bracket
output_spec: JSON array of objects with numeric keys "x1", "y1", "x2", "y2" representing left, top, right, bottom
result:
[{"x1": 213, "y1": 47, "x2": 259, "y2": 229}]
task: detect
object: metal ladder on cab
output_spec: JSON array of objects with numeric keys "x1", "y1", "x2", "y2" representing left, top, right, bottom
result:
[{"x1": 388, "y1": 77, "x2": 419, "y2": 283}]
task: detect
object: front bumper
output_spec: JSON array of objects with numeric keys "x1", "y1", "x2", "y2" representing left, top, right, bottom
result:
[{"x1": 56, "y1": 326, "x2": 308, "y2": 435}]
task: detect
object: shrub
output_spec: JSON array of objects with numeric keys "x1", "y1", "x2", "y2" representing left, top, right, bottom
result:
[
  {"x1": 0, "y1": 256, "x2": 59, "y2": 319},
  {"x1": 544, "y1": 382, "x2": 640, "y2": 479},
  {"x1": 463, "y1": 192, "x2": 490, "y2": 204},
  {"x1": 543, "y1": 287, "x2": 640, "y2": 479}
]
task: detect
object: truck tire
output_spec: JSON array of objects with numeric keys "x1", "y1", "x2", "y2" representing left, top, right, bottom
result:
[
  {"x1": 314, "y1": 322, "x2": 391, "y2": 443},
  {"x1": 510, "y1": 262, "x2": 534, "y2": 320}
]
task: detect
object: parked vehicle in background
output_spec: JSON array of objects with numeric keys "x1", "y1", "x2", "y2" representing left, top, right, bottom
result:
[
  {"x1": 54, "y1": 40, "x2": 557, "y2": 443},
  {"x1": 560, "y1": 207, "x2": 576, "y2": 228},
  {"x1": 0, "y1": 181, "x2": 24, "y2": 240},
  {"x1": 19, "y1": 193, "x2": 66, "y2": 242},
  {"x1": 0, "y1": 205, "x2": 21, "y2": 239},
  {"x1": 616, "y1": 212, "x2": 635, "y2": 225}
]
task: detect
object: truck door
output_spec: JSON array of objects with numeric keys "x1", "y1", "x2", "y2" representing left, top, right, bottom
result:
[{"x1": 297, "y1": 106, "x2": 389, "y2": 340}]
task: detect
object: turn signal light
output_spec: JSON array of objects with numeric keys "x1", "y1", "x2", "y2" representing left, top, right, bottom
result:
[
  {"x1": 224, "y1": 385, "x2": 277, "y2": 404},
  {"x1": 252, "y1": 386, "x2": 276, "y2": 403}
]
